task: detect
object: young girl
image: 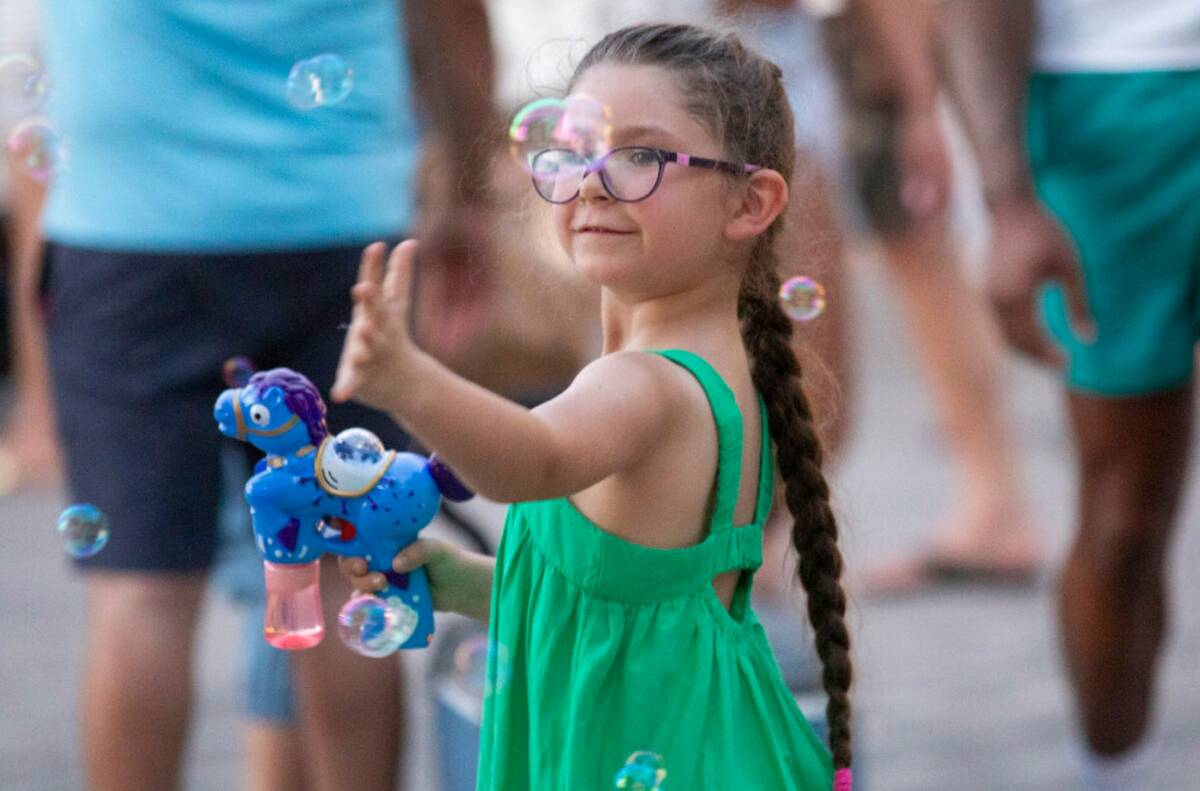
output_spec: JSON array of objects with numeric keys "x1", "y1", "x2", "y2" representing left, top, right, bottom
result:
[{"x1": 333, "y1": 23, "x2": 853, "y2": 791}]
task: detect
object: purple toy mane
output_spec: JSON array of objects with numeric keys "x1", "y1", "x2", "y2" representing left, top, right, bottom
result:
[{"x1": 249, "y1": 368, "x2": 329, "y2": 446}]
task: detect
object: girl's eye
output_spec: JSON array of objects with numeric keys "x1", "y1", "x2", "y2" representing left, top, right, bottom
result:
[
  {"x1": 249, "y1": 404, "x2": 271, "y2": 426},
  {"x1": 628, "y1": 149, "x2": 660, "y2": 167}
]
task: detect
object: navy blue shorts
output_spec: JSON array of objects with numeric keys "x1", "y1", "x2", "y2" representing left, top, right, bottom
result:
[{"x1": 43, "y1": 242, "x2": 413, "y2": 572}]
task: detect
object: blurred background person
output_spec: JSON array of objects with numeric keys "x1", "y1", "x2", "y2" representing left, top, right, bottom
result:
[
  {"x1": 0, "y1": 0, "x2": 58, "y2": 494},
  {"x1": 825, "y1": 0, "x2": 1040, "y2": 593},
  {"x1": 36, "y1": 1, "x2": 497, "y2": 789},
  {"x1": 942, "y1": 0, "x2": 1200, "y2": 788}
]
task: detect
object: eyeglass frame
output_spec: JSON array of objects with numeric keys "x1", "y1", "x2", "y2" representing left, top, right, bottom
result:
[{"x1": 528, "y1": 145, "x2": 763, "y2": 204}]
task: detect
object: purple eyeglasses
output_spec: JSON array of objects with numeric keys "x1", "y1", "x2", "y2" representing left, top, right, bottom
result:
[{"x1": 529, "y1": 145, "x2": 762, "y2": 204}]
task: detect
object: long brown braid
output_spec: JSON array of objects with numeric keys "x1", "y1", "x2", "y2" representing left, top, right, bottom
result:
[{"x1": 573, "y1": 23, "x2": 853, "y2": 775}]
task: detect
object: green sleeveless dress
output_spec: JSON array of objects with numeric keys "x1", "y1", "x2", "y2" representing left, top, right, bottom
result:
[{"x1": 476, "y1": 349, "x2": 834, "y2": 790}]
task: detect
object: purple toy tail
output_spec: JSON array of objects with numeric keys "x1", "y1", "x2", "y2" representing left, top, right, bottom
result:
[{"x1": 428, "y1": 454, "x2": 474, "y2": 502}]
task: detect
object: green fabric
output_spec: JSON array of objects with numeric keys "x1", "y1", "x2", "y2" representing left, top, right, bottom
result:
[
  {"x1": 1027, "y1": 70, "x2": 1200, "y2": 396},
  {"x1": 477, "y1": 349, "x2": 834, "y2": 790}
]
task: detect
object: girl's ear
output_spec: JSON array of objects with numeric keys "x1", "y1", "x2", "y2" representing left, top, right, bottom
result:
[{"x1": 724, "y1": 169, "x2": 789, "y2": 243}]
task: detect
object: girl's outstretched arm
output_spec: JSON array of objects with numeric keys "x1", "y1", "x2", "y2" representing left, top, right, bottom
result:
[{"x1": 332, "y1": 241, "x2": 679, "y2": 503}]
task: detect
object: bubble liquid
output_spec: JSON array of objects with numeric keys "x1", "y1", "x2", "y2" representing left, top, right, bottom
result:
[
  {"x1": 0, "y1": 53, "x2": 51, "y2": 114},
  {"x1": 286, "y1": 54, "x2": 353, "y2": 110},
  {"x1": 779, "y1": 275, "x2": 827, "y2": 322},
  {"x1": 6, "y1": 117, "x2": 65, "y2": 183},
  {"x1": 337, "y1": 594, "x2": 411, "y2": 657},
  {"x1": 263, "y1": 560, "x2": 324, "y2": 649}
]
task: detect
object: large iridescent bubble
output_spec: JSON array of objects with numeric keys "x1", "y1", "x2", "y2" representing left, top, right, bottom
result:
[
  {"x1": 337, "y1": 594, "x2": 417, "y2": 657},
  {"x1": 56, "y1": 504, "x2": 110, "y2": 559},
  {"x1": 286, "y1": 54, "x2": 353, "y2": 110},
  {"x1": 509, "y1": 93, "x2": 612, "y2": 173}
]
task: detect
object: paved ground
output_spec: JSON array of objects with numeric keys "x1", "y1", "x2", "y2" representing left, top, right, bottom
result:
[{"x1": 3, "y1": 250, "x2": 1199, "y2": 790}]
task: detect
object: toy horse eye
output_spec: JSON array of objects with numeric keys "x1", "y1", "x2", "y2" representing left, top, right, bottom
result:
[{"x1": 249, "y1": 404, "x2": 271, "y2": 426}]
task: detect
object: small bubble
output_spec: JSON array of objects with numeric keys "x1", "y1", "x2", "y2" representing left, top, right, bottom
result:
[
  {"x1": 286, "y1": 54, "x2": 353, "y2": 109},
  {"x1": 779, "y1": 276, "x2": 826, "y2": 322},
  {"x1": 0, "y1": 54, "x2": 51, "y2": 114},
  {"x1": 6, "y1": 117, "x2": 66, "y2": 183},
  {"x1": 56, "y1": 504, "x2": 110, "y2": 559},
  {"x1": 222, "y1": 356, "x2": 255, "y2": 388},
  {"x1": 453, "y1": 635, "x2": 511, "y2": 698},
  {"x1": 614, "y1": 751, "x2": 667, "y2": 790}
]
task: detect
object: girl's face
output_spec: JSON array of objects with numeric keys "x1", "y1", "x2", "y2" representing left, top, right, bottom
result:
[{"x1": 553, "y1": 63, "x2": 741, "y2": 297}]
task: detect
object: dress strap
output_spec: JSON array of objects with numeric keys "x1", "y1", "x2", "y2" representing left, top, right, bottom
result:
[{"x1": 647, "y1": 349, "x2": 744, "y2": 536}]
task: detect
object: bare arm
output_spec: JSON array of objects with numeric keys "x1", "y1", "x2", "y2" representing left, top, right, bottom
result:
[
  {"x1": 333, "y1": 242, "x2": 679, "y2": 504},
  {"x1": 939, "y1": 0, "x2": 1036, "y2": 206},
  {"x1": 404, "y1": 0, "x2": 497, "y2": 206},
  {"x1": 855, "y1": 0, "x2": 939, "y2": 114}
]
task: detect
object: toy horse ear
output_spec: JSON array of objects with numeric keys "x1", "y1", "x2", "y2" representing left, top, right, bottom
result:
[
  {"x1": 427, "y1": 454, "x2": 474, "y2": 502},
  {"x1": 263, "y1": 386, "x2": 286, "y2": 407}
]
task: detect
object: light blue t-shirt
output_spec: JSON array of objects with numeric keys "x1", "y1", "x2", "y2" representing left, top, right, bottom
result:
[{"x1": 42, "y1": 0, "x2": 420, "y2": 252}]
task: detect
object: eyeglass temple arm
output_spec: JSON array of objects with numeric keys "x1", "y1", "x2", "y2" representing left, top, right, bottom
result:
[{"x1": 671, "y1": 152, "x2": 762, "y2": 174}]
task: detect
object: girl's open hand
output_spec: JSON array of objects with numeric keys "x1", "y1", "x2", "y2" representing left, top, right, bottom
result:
[
  {"x1": 338, "y1": 537, "x2": 493, "y2": 623},
  {"x1": 331, "y1": 240, "x2": 422, "y2": 412}
]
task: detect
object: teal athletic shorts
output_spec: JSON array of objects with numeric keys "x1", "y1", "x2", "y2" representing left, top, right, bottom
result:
[{"x1": 1028, "y1": 69, "x2": 1200, "y2": 396}]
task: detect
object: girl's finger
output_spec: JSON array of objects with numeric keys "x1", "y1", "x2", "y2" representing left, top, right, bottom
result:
[
  {"x1": 382, "y1": 239, "x2": 419, "y2": 302},
  {"x1": 393, "y1": 538, "x2": 433, "y2": 573},
  {"x1": 358, "y1": 241, "x2": 388, "y2": 289},
  {"x1": 338, "y1": 556, "x2": 368, "y2": 578}
]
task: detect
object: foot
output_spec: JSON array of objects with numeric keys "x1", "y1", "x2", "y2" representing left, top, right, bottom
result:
[{"x1": 857, "y1": 505, "x2": 1041, "y2": 597}]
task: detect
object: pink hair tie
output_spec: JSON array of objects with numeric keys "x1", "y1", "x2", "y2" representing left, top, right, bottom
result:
[{"x1": 833, "y1": 768, "x2": 853, "y2": 791}]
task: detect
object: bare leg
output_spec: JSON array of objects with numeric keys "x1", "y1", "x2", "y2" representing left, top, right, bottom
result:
[
  {"x1": 1060, "y1": 387, "x2": 1190, "y2": 754},
  {"x1": 244, "y1": 723, "x2": 309, "y2": 791},
  {"x1": 0, "y1": 168, "x2": 59, "y2": 491},
  {"x1": 82, "y1": 573, "x2": 206, "y2": 791},
  {"x1": 760, "y1": 155, "x2": 852, "y2": 602},
  {"x1": 291, "y1": 559, "x2": 402, "y2": 791},
  {"x1": 877, "y1": 219, "x2": 1038, "y2": 572}
]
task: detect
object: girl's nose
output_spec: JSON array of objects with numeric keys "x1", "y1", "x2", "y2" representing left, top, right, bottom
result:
[{"x1": 577, "y1": 166, "x2": 609, "y2": 201}]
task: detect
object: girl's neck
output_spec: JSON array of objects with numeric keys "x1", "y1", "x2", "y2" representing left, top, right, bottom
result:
[{"x1": 599, "y1": 280, "x2": 742, "y2": 355}]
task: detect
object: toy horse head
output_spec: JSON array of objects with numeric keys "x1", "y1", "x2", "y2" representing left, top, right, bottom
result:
[{"x1": 215, "y1": 368, "x2": 328, "y2": 455}]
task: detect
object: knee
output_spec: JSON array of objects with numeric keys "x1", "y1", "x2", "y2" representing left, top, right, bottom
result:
[
  {"x1": 1074, "y1": 468, "x2": 1176, "y2": 591},
  {"x1": 87, "y1": 573, "x2": 206, "y2": 630}
]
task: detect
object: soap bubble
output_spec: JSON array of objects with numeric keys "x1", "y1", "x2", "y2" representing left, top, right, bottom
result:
[
  {"x1": 559, "y1": 93, "x2": 613, "y2": 158},
  {"x1": 286, "y1": 54, "x2": 352, "y2": 109},
  {"x1": 337, "y1": 594, "x2": 414, "y2": 657},
  {"x1": 453, "y1": 635, "x2": 511, "y2": 698},
  {"x1": 6, "y1": 117, "x2": 66, "y2": 183},
  {"x1": 319, "y1": 428, "x2": 389, "y2": 495},
  {"x1": 56, "y1": 504, "x2": 110, "y2": 559},
  {"x1": 779, "y1": 276, "x2": 826, "y2": 322},
  {"x1": 509, "y1": 93, "x2": 612, "y2": 173},
  {"x1": 0, "y1": 54, "x2": 51, "y2": 114},
  {"x1": 222, "y1": 356, "x2": 255, "y2": 388},
  {"x1": 613, "y1": 751, "x2": 668, "y2": 790}
]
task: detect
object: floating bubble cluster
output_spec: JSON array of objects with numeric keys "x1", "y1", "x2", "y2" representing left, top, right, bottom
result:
[
  {"x1": 286, "y1": 54, "x2": 353, "y2": 110},
  {"x1": 222, "y1": 356, "x2": 255, "y2": 388},
  {"x1": 779, "y1": 276, "x2": 826, "y2": 322},
  {"x1": 56, "y1": 504, "x2": 110, "y2": 559},
  {"x1": 337, "y1": 594, "x2": 416, "y2": 657},
  {"x1": 509, "y1": 93, "x2": 613, "y2": 172},
  {"x1": 0, "y1": 53, "x2": 51, "y2": 115},
  {"x1": 613, "y1": 751, "x2": 668, "y2": 790},
  {"x1": 6, "y1": 117, "x2": 65, "y2": 183}
]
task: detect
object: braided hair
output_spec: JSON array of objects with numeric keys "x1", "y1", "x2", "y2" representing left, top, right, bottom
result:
[{"x1": 572, "y1": 23, "x2": 854, "y2": 780}]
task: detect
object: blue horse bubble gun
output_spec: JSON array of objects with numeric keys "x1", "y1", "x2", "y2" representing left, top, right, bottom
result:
[{"x1": 213, "y1": 367, "x2": 473, "y2": 654}]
